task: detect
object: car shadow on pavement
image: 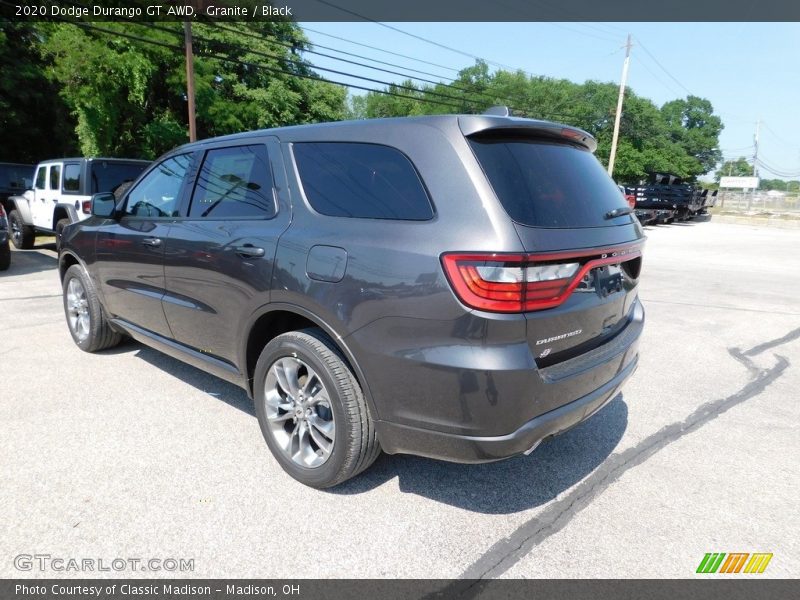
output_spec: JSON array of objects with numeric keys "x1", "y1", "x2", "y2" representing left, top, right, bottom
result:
[
  {"x1": 331, "y1": 395, "x2": 628, "y2": 515},
  {"x1": 114, "y1": 340, "x2": 627, "y2": 514},
  {"x1": 3, "y1": 247, "x2": 58, "y2": 276},
  {"x1": 130, "y1": 343, "x2": 255, "y2": 416}
]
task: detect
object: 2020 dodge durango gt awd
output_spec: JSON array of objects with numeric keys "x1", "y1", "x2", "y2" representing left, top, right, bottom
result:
[{"x1": 59, "y1": 114, "x2": 645, "y2": 488}]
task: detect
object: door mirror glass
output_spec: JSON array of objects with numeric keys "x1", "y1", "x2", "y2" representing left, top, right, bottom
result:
[{"x1": 91, "y1": 192, "x2": 117, "y2": 218}]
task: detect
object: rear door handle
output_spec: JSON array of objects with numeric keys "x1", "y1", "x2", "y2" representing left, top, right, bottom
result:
[
  {"x1": 234, "y1": 245, "x2": 265, "y2": 258},
  {"x1": 141, "y1": 237, "x2": 162, "y2": 247}
]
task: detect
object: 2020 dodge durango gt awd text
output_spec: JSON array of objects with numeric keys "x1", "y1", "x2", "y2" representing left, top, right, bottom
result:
[{"x1": 59, "y1": 114, "x2": 645, "y2": 488}]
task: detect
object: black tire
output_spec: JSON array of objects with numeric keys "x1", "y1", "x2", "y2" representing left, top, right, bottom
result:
[
  {"x1": 55, "y1": 218, "x2": 70, "y2": 252},
  {"x1": 62, "y1": 264, "x2": 122, "y2": 352},
  {"x1": 0, "y1": 239, "x2": 10, "y2": 271},
  {"x1": 8, "y1": 209, "x2": 35, "y2": 249},
  {"x1": 253, "y1": 328, "x2": 380, "y2": 488}
]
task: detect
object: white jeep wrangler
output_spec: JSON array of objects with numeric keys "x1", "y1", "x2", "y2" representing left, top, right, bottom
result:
[{"x1": 5, "y1": 157, "x2": 149, "y2": 250}]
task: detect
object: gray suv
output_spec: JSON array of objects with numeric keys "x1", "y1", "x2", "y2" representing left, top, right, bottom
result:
[{"x1": 59, "y1": 114, "x2": 645, "y2": 488}]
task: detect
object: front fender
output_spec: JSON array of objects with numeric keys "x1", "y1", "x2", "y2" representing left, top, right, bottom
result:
[{"x1": 8, "y1": 194, "x2": 33, "y2": 225}]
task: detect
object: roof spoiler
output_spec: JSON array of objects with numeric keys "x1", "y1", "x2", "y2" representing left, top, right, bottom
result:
[{"x1": 459, "y1": 114, "x2": 597, "y2": 152}]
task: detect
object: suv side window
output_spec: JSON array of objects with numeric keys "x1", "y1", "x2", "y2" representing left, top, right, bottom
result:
[
  {"x1": 49, "y1": 165, "x2": 61, "y2": 191},
  {"x1": 124, "y1": 154, "x2": 192, "y2": 218},
  {"x1": 293, "y1": 142, "x2": 433, "y2": 220},
  {"x1": 63, "y1": 164, "x2": 81, "y2": 193},
  {"x1": 189, "y1": 145, "x2": 275, "y2": 219},
  {"x1": 35, "y1": 166, "x2": 46, "y2": 190}
]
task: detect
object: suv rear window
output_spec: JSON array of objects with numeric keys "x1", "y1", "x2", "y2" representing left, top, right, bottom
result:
[
  {"x1": 293, "y1": 142, "x2": 433, "y2": 220},
  {"x1": 469, "y1": 138, "x2": 630, "y2": 228},
  {"x1": 0, "y1": 165, "x2": 33, "y2": 192},
  {"x1": 89, "y1": 162, "x2": 148, "y2": 195}
]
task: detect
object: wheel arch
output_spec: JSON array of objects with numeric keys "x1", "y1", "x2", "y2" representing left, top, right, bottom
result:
[
  {"x1": 58, "y1": 250, "x2": 85, "y2": 282},
  {"x1": 52, "y1": 204, "x2": 78, "y2": 231},
  {"x1": 240, "y1": 304, "x2": 379, "y2": 419},
  {"x1": 7, "y1": 195, "x2": 33, "y2": 224}
]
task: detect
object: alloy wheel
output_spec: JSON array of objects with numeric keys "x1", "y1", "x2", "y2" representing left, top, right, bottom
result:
[
  {"x1": 264, "y1": 357, "x2": 335, "y2": 468},
  {"x1": 66, "y1": 278, "x2": 90, "y2": 342}
]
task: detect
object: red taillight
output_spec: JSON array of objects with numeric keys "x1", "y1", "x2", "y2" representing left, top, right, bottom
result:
[
  {"x1": 0, "y1": 204, "x2": 5, "y2": 217},
  {"x1": 82, "y1": 200, "x2": 92, "y2": 214},
  {"x1": 441, "y1": 243, "x2": 643, "y2": 313}
]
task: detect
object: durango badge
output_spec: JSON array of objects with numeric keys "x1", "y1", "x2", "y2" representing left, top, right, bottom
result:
[{"x1": 535, "y1": 329, "x2": 583, "y2": 345}]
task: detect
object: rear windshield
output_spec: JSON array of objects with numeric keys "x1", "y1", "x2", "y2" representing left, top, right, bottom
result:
[
  {"x1": 469, "y1": 138, "x2": 630, "y2": 228},
  {"x1": 0, "y1": 164, "x2": 33, "y2": 193},
  {"x1": 89, "y1": 161, "x2": 149, "y2": 195}
]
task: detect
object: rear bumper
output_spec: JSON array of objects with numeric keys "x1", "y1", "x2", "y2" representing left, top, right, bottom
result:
[
  {"x1": 370, "y1": 299, "x2": 644, "y2": 463},
  {"x1": 375, "y1": 352, "x2": 636, "y2": 463}
]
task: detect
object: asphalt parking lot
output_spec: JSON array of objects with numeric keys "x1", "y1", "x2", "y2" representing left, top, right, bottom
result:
[{"x1": 1, "y1": 221, "x2": 798, "y2": 579}]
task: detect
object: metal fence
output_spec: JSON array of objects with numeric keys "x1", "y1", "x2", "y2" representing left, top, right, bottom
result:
[{"x1": 716, "y1": 190, "x2": 800, "y2": 214}]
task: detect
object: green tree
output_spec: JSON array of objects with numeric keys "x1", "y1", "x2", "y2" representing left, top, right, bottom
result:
[
  {"x1": 0, "y1": 22, "x2": 76, "y2": 162},
  {"x1": 39, "y1": 22, "x2": 347, "y2": 159},
  {"x1": 715, "y1": 157, "x2": 753, "y2": 181},
  {"x1": 358, "y1": 61, "x2": 724, "y2": 184},
  {"x1": 661, "y1": 96, "x2": 723, "y2": 178}
]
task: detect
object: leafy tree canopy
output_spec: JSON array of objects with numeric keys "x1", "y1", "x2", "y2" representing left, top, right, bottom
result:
[{"x1": 360, "y1": 61, "x2": 725, "y2": 183}]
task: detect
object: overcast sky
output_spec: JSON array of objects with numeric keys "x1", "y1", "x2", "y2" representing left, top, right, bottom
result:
[{"x1": 302, "y1": 22, "x2": 800, "y2": 180}]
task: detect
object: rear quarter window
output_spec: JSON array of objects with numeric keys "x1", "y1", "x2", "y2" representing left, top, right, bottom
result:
[
  {"x1": 469, "y1": 138, "x2": 631, "y2": 228},
  {"x1": 293, "y1": 142, "x2": 433, "y2": 221},
  {"x1": 63, "y1": 164, "x2": 81, "y2": 193}
]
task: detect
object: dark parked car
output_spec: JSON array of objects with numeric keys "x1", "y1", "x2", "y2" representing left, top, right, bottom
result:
[
  {"x1": 0, "y1": 162, "x2": 34, "y2": 201},
  {"x1": 59, "y1": 114, "x2": 645, "y2": 487}
]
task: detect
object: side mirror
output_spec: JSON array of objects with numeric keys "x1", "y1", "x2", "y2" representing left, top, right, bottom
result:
[{"x1": 91, "y1": 192, "x2": 117, "y2": 218}]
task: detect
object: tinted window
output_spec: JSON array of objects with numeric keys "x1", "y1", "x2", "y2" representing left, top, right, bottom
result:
[
  {"x1": 35, "y1": 167, "x2": 46, "y2": 190},
  {"x1": 49, "y1": 165, "x2": 61, "y2": 190},
  {"x1": 63, "y1": 164, "x2": 81, "y2": 192},
  {"x1": 189, "y1": 145, "x2": 275, "y2": 219},
  {"x1": 124, "y1": 155, "x2": 191, "y2": 218},
  {"x1": 293, "y1": 142, "x2": 433, "y2": 220},
  {"x1": 0, "y1": 165, "x2": 33, "y2": 192},
  {"x1": 89, "y1": 161, "x2": 149, "y2": 195},
  {"x1": 469, "y1": 138, "x2": 631, "y2": 228}
]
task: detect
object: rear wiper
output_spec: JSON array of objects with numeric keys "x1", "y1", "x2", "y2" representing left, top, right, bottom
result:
[{"x1": 604, "y1": 206, "x2": 634, "y2": 219}]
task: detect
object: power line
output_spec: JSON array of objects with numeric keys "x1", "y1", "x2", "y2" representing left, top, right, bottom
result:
[
  {"x1": 544, "y1": 22, "x2": 620, "y2": 44},
  {"x1": 756, "y1": 157, "x2": 800, "y2": 178},
  {"x1": 72, "y1": 22, "x2": 467, "y2": 112},
  {"x1": 147, "y1": 21, "x2": 581, "y2": 123},
  {"x1": 761, "y1": 121, "x2": 799, "y2": 150},
  {"x1": 211, "y1": 23, "x2": 585, "y2": 121},
  {"x1": 136, "y1": 22, "x2": 481, "y2": 108},
  {"x1": 227, "y1": 23, "x2": 466, "y2": 82},
  {"x1": 312, "y1": 0, "x2": 537, "y2": 76},
  {"x1": 630, "y1": 54, "x2": 683, "y2": 97},
  {"x1": 301, "y1": 26, "x2": 462, "y2": 75},
  {"x1": 210, "y1": 22, "x2": 529, "y2": 113},
  {"x1": 210, "y1": 22, "x2": 469, "y2": 90},
  {"x1": 633, "y1": 37, "x2": 692, "y2": 96}
]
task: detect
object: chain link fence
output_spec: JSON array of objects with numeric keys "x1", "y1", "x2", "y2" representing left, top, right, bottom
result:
[{"x1": 715, "y1": 190, "x2": 800, "y2": 215}]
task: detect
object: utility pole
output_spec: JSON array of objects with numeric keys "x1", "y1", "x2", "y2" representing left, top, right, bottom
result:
[
  {"x1": 607, "y1": 34, "x2": 632, "y2": 178},
  {"x1": 184, "y1": 21, "x2": 197, "y2": 143},
  {"x1": 752, "y1": 118, "x2": 760, "y2": 180},
  {"x1": 748, "y1": 119, "x2": 760, "y2": 211}
]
